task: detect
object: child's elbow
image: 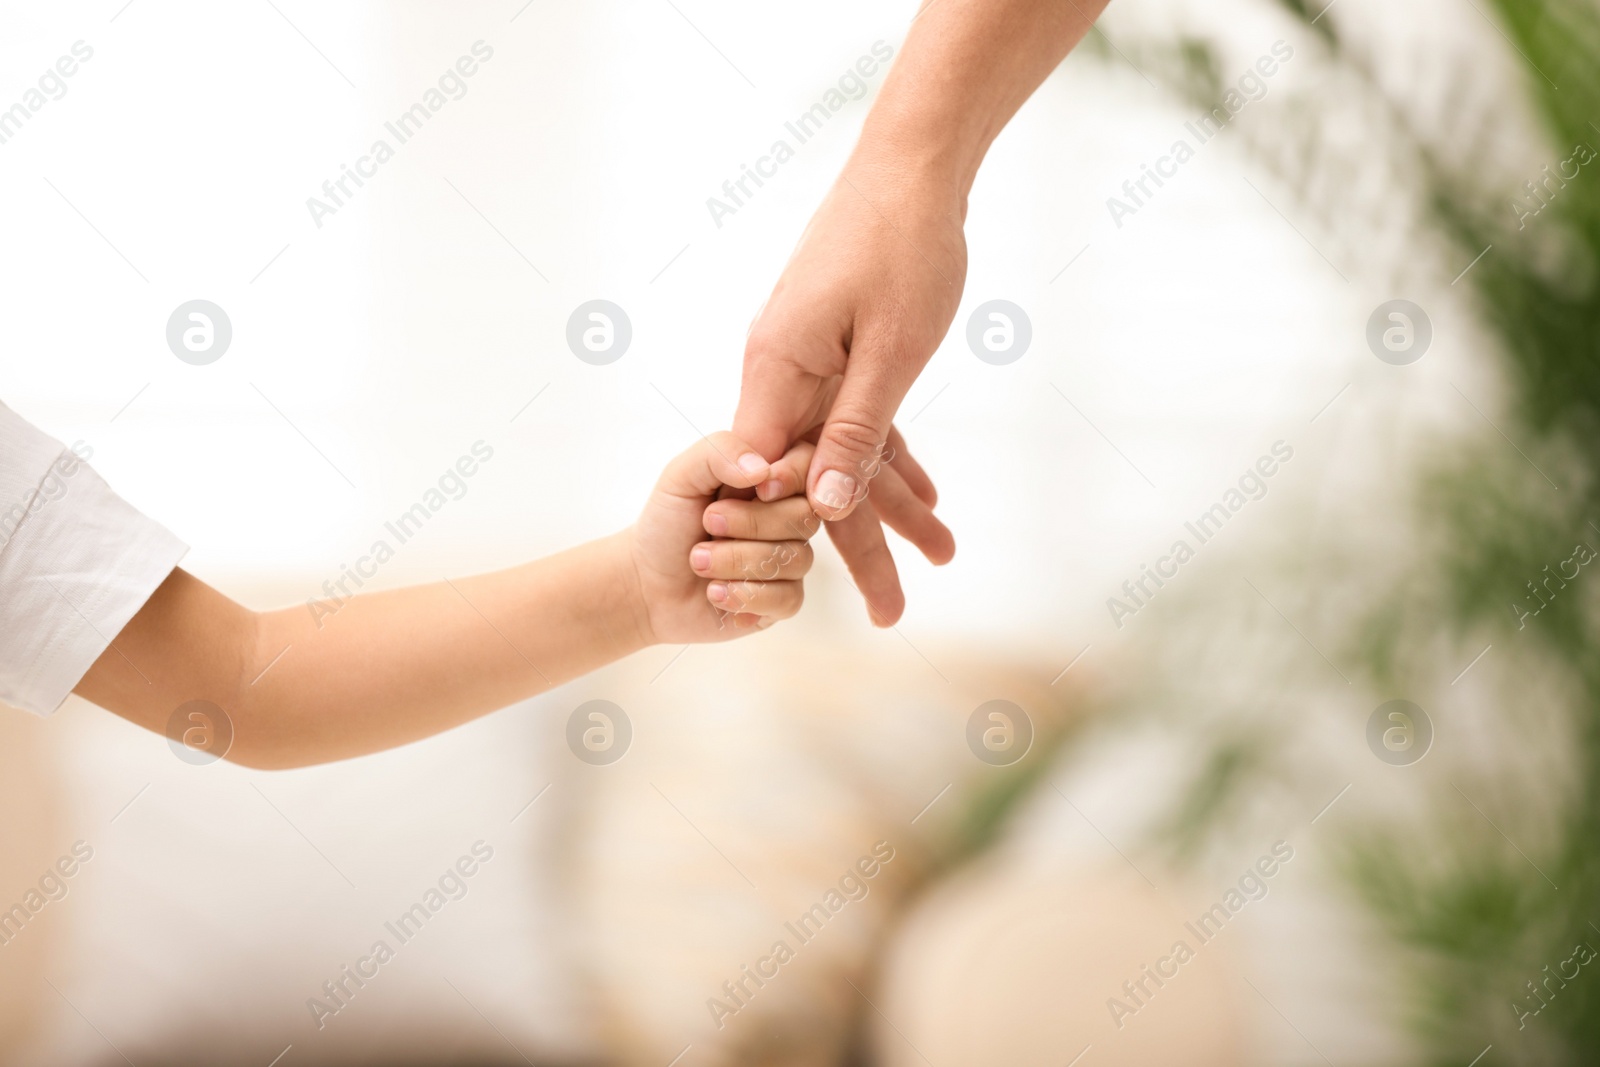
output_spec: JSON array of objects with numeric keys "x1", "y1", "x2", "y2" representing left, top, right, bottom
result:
[
  {"x1": 211, "y1": 704, "x2": 316, "y2": 770},
  {"x1": 221, "y1": 743, "x2": 304, "y2": 771},
  {"x1": 217, "y1": 720, "x2": 326, "y2": 770}
]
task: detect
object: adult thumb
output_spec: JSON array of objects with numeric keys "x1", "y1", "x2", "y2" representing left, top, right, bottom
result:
[
  {"x1": 732, "y1": 356, "x2": 813, "y2": 463},
  {"x1": 808, "y1": 355, "x2": 913, "y2": 520}
]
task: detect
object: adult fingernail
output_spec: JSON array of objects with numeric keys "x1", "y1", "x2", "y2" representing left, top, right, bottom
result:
[
  {"x1": 705, "y1": 512, "x2": 729, "y2": 536},
  {"x1": 708, "y1": 582, "x2": 729, "y2": 603},
  {"x1": 690, "y1": 545, "x2": 711, "y2": 572},
  {"x1": 737, "y1": 453, "x2": 768, "y2": 477},
  {"x1": 814, "y1": 470, "x2": 858, "y2": 512}
]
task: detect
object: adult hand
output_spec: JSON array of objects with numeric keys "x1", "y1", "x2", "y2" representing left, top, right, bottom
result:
[
  {"x1": 732, "y1": 161, "x2": 964, "y2": 627},
  {"x1": 732, "y1": 0, "x2": 1107, "y2": 627}
]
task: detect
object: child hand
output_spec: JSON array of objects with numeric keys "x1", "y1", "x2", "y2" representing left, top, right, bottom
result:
[{"x1": 630, "y1": 433, "x2": 819, "y2": 645}]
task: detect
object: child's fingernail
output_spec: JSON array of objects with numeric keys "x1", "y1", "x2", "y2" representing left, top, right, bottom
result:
[
  {"x1": 757, "y1": 479, "x2": 783, "y2": 501},
  {"x1": 705, "y1": 512, "x2": 729, "y2": 536},
  {"x1": 708, "y1": 582, "x2": 729, "y2": 603},
  {"x1": 737, "y1": 453, "x2": 768, "y2": 477},
  {"x1": 690, "y1": 546, "x2": 711, "y2": 572},
  {"x1": 814, "y1": 470, "x2": 858, "y2": 511},
  {"x1": 757, "y1": 616, "x2": 776, "y2": 629}
]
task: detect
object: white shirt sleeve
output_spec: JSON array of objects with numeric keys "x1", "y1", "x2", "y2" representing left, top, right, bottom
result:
[{"x1": 0, "y1": 402, "x2": 187, "y2": 716}]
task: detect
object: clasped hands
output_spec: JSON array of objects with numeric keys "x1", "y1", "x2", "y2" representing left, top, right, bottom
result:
[{"x1": 638, "y1": 162, "x2": 966, "y2": 641}]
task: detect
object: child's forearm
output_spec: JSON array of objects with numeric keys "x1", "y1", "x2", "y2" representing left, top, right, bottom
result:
[
  {"x1": 246, "y1": 532, "x2": 651, "y2": 766},
  {"x1": 76, "y1": 532, "x2": 651, "y2": 768},
  {"x1": 75, "y1": 432, "x2": 809, "y2": 766}
]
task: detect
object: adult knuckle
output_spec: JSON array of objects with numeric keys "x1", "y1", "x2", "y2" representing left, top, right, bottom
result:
[
  {"x1": 743, "y1": 323, "x2": 783, "y2": 362},
  {"x1": 823, "y1": 417, "x2": 883, "y2": 458},
  {"x1": 743, "y1": 324, "x2": 809, "y2": 374}
]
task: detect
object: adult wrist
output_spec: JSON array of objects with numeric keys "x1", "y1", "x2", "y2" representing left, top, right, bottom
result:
[
  {"x1": 851, "y1": 92, "x2": 991, "y2": 207},
  {"x1": 841, "y1": 132, "x2": 974, "y2": 225}
]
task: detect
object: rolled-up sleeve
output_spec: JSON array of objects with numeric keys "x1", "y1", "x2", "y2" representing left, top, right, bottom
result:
[{"x1": 0, "y1": 403, "x2": 187, "y2": 716}]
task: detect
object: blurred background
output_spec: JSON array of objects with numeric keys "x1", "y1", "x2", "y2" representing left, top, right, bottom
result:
[{"x1": 1, "y1": 0, "x2": 1595, "y2": 1063}]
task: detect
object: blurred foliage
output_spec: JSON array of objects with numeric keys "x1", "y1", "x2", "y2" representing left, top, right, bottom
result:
[
  {"x1": 1309, "y1": 1, "x2": 1600, "y2": 1061},
  {"x1": 940, "y1": 688, "x2": 1095, "y2": 867},
  {"x1": 1126, "y1": 0, "x2": 1600, "y2": 1061},
  {"x1": 1152, "y1": 726, "x2": 1284, "y2": 867}
]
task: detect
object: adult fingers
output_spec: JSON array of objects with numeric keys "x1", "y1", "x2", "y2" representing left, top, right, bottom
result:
[
  {"x1": 823, "y1": 502, "x2": 905, "y2": 627},
  {"x1": 806, "y1": 346, "x2": 918, "y2": 521},
  {"x1": 871, "y1": 464, "x2": 956, "y2": 565},
  {"x1": 732, "y1": 352, "x2": 819, "y2": 463},
  {"x1": 886, "y1": 425, "x2": 937, "y2": 508}
]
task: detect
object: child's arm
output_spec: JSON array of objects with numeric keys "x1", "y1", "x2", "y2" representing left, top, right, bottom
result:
[{"x1": 74, "y1": 433, "x2": 818, "y2": 769}]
